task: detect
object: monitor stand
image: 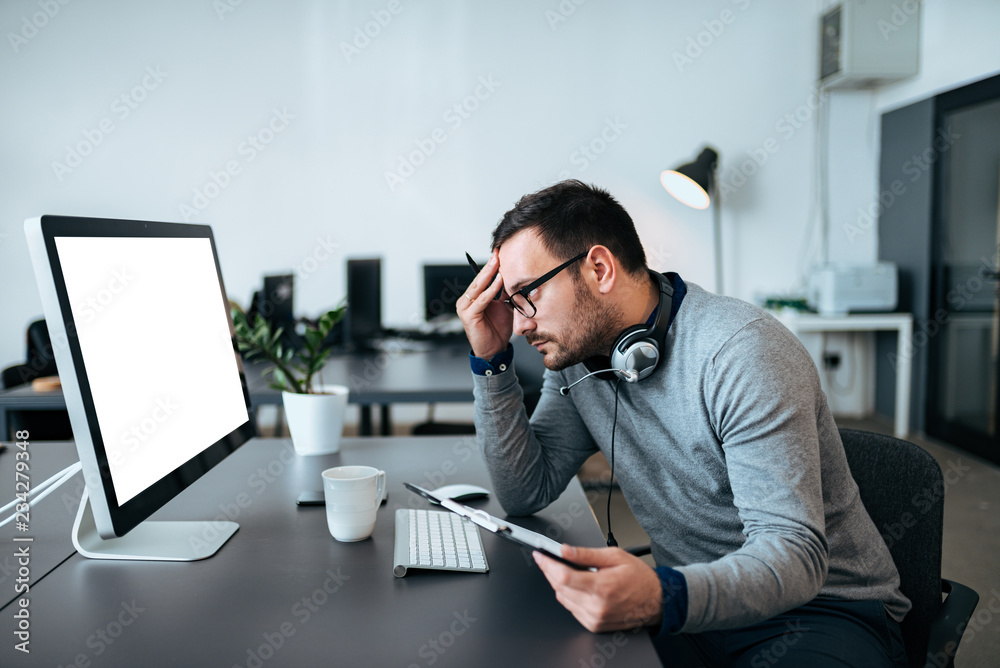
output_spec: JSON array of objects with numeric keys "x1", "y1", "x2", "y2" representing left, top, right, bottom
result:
[{"x1": 72, "y1": 488, "x2": 238, "y2": 561}]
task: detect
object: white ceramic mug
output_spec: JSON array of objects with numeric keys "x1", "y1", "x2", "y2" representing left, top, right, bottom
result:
[{"x1": 321, "y1": 466, "x2": 386, "y2": 542}]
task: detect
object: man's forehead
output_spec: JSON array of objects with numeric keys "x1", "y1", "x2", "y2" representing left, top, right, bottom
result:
[{"x1": 497, "y1": 229, "x2": 556, "y2": 288}]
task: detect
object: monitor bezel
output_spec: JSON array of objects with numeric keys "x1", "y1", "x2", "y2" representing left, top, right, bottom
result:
[{"x1": 25, "y1": 214, "x2": 255, "y2": 538}]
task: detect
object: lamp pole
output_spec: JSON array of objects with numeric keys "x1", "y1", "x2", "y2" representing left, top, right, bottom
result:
[{"x1": 712, "y1": 188, "x2": 723, "y2": 295}]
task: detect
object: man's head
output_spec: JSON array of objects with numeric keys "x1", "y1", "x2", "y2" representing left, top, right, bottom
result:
[
  {"x1": 491, "y1": 180, "x2": 651, "y2": 370},
  {"x1": 491, "y1": 180, "x2": 647, "y2": 273}
]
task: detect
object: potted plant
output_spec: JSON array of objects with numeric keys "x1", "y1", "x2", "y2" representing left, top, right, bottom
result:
[{"x1": 231, "y1": 301, "x2": 349, "y2": 455}]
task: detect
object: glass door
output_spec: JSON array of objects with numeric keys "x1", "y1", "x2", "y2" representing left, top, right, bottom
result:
[{"x1": 927, "y1": 80, "x2": 1000, "y2": 465}]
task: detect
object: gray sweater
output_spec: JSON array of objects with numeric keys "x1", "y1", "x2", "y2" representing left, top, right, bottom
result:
[{"x1": 472, "y1": 281, "x2": 910, "y2": 633}]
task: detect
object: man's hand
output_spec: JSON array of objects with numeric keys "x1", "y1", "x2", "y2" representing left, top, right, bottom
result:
[
  {"x1": 533, "y1": 545, "x2": 663, "y2": 633},
  {"x1": 457, "y1": 249, "x2": 513, "y2": 359}
]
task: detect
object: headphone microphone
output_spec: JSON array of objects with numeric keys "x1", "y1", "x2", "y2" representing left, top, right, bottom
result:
[{"x1": 559, "y1": 368, "x2": 637, "y2": 395}]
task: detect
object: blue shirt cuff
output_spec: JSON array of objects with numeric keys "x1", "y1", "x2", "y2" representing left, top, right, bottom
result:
[
  {"x1": 469, "y1": 345, "x2": 514, "y2": 376},
  {"x1": 654, "y1": 566, "x2": 688, "y2": 636}
]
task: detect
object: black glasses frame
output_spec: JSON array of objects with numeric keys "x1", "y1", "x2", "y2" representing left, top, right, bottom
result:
[{"x1": 504, "y1": 251, "x2": 588, "y2": 318}]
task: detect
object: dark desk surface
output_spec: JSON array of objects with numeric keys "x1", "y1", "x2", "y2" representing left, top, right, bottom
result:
[
  {"x1": 0, "y1": 441, "x2": 81, "y2": 606},
  {"x1": 0, "y1": 437, "x2": 659, "y2": 667}
]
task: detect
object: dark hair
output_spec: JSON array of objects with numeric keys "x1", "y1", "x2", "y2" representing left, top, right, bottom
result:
[{"x1": 491, "y1": 180, "x2": 647, "y2": 275}]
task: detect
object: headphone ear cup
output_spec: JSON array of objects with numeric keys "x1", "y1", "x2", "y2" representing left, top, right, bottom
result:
[
  {"x1": 606, "y1": 272, "x2": 676, "y2": 384},
  {"x1": 612, "y1": 340, "x2": 659, "y2": 381},
  {"x1": 610, "y1": 325, "x2": 660, "y2": 382}
]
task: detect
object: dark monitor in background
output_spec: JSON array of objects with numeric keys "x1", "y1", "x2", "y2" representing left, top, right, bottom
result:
[
  {"x1": 260, "y1": 274, "x2": 294, "y2": 326},
  {"x1": 346, "y1": 258, "x2": 382, "y2": 350},
  {"x1": 423, "y1": 263, "x2": 477, "y2": 323},
  {"x1": 249, "y1": 274, "x2": 299, "y2": 350}
]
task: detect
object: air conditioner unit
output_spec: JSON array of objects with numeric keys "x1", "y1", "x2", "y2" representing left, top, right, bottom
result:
[
  {"x1": 819, "y1": 0, "x2": 920, "y2": 89},
  {"x1": 807, "y1": 263, "x2": 898, "y2": 316}
]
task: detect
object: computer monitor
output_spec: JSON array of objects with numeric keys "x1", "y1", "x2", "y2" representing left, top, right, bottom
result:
[
  {"x1": 260, "y1": 274, "x2": 294, "y2": 326},
  {"x1": 256, "y1": 273, "x2": 299, "y2": 350},
  {"x1": 346, "y1": 258, "x2": 382, "y2": 349},
  {"x1": 423, "y1": 263, "x2": 477, "y2": 323},
  {"x1": 25, "y1": 215, "x2": 255, "y2": 561}
]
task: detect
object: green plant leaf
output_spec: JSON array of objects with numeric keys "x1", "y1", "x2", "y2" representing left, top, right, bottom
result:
[
  {"x1": 272, "y1": 367, "x2": 297, "y2": 393},
  {"x1": 318, "y1": 304, "x2": 347, "y2": 336},
  {"x1": 311, "y1": 350, "x2": 331, "y2": 373},
  {"x1": 304, "y1": 329, "x2": 322, "y2": 351},
  {"x1": 231, "y1": 297, "x2": 347, "y2": 395}
]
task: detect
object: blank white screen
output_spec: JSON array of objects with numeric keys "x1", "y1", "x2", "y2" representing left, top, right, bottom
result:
[{"x1": 54, "y1": 236, "x2": 249, "y2": 504}]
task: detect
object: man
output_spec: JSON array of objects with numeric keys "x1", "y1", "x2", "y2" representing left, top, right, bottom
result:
[{"x1": 457, "y1": 180, "x2": 910, "y2": 666}]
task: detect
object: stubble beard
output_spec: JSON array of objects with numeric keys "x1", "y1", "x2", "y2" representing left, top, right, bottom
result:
[{"x1": 530, "y1": 279, "x2": 625, "y2": 371}]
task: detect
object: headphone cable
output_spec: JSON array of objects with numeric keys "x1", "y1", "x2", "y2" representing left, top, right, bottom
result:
[{"x1": 606, "y1": 378, "x2": 621, "y2": 547}]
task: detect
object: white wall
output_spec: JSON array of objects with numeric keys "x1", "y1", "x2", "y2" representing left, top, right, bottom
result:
[
  {"x1": 0, "y1": 0, "x2": 829, "y2": 368},
  {"x1": 1, "y1": 0, "x2": 998, "y2": 422}
]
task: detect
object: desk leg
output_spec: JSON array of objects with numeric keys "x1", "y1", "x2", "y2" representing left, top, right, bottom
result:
[
  {"x1": 360, "y1": 406, "x2": 373, "y2": 437},
  {"x1": 380, "y1": 405, "x2": 392, "y2": 436},
  {"x1": 895, "y1": 321, "x2": 913, "y2": 439}
]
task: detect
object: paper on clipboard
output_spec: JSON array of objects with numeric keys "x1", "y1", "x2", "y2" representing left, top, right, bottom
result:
[{"x1": 403, "y1": 482, "x2": 595, "y2": 571}]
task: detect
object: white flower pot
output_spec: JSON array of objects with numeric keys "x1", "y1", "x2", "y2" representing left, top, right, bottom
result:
[{"x1": 282, "y1": 385, "x2": 349, "y2": 456}]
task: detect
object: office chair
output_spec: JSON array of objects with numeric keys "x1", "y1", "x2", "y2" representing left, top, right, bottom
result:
[
  {"x1": 1, "y1": 319, "x2": 73, "y2": 440},
  {"x1": 838, "y1": 428, "x2": 979, "y2": 668},
  {"x1": 624, "y1": 428, "x2": 979, "y2": 667}
]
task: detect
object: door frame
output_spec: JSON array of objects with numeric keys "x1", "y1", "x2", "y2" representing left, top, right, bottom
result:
[{"x1": 925, "y1": 72, "x2": 1000, "y2": 464}]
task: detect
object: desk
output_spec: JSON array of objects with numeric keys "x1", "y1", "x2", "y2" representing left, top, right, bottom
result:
[
  {"x1": 0, "y1": 384, "x2": 67, "y2": 441},
  {"x1": 247, "y1": 342, "x2": 474, "y2": 436},
  {"x1": 0, "y1": 437, "x2": 659, "y2": 666},
  {"x1": 774, "y1": 312, "x2": 913, "y2": 439},
  {"x1": 0, "y1": 344, "x2": 474, "y2": 439}
]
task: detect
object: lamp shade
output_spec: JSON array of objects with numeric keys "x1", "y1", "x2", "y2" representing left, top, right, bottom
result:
[{"x1": 660, "y1": 147, "x2": 719, "y2": 209}]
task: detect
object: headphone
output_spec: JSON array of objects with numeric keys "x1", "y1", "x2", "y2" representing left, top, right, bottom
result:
[
  {"x1": 559, "y1": 271, "x2": 681, "y2": 395},
  {"x1": 556, "y1": 271, "x2": 685, "y2": 547},
  {"x1": 609, "y1": 270, "x2": 675, "y2": 381}
]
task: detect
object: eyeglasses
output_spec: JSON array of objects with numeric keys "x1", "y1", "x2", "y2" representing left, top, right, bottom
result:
[
  {"x1": 465, "y1": 250, "x2": 589, "y2": 318},
  {"x1": 503, "y1": 251, "x2": 589, "y2": 318}
]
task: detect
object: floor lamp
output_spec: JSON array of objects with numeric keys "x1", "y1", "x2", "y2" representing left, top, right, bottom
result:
[{"x1": 660, "y1": 147, "x2": 723, "y2": 294}]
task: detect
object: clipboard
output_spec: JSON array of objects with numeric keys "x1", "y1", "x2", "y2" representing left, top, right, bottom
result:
[{"x1": 403, "y1": 482, "x2": 595, "y2": 572}]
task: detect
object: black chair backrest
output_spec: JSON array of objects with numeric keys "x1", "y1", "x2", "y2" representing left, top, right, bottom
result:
[
  {"x1": 26, "y1": 319, "x2": 58, "y2": 376},
  {"x1": 2, "y1": 320, "x2": 57, "y2": 389},
  {"x1": 0, "y1": 365, "x2": 27, "y2": 390},
  {"x1": 838, "y1": 428, "x2": 943, "y2": 668}
]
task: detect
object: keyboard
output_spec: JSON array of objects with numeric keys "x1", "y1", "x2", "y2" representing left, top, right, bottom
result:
[{"x1": 393, "y1": 508, "x2": 489, "y2": 577}]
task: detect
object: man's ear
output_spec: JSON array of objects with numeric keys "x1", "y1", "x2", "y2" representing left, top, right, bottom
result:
[{"x1": 585, "y1": 246, "x2": 617, "y2": 295}]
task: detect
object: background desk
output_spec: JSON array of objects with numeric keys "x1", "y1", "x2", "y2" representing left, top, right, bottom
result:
[
  {"x1": 0, "y1": 343, "x2": 475, "y2": 439},
  {"x1": 0, "y1": 384, "x2": 66, "y2": 441},
  {"x1": 774, "y1": 312, "x2": 913, "y2": 438},
  {"x1": 0, "y1": 437, "x2": 659, "y2": 666},
  {"x1": 247, "y1": 342, "x2": 474, "y2": 436}
]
